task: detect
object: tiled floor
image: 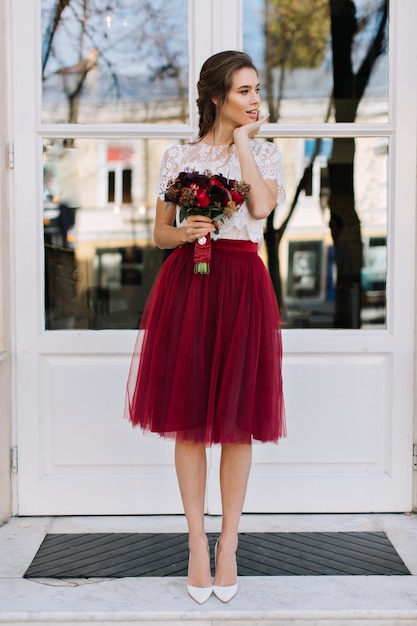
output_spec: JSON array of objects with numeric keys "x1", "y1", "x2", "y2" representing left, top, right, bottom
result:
[{"x1": 1, "y1": 513, "x2": 417, "y2": 625}]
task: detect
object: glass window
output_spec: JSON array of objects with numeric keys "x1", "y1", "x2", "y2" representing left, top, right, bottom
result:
[
  {"x1": 243, "y1": 0, "x2": 389, "y2": 124},
  {"x1": 43, "y1": 137, "x2": 178, "y2": 329},
  {"x1": 263, "y1": 136, "x2": 388, "y2": 329},
  {"x1": 41, "y1": 0, "x2": 189, "y2": 124},
  {"x1": 43, "y1": 135, "x2": 388, "y2": 331}
]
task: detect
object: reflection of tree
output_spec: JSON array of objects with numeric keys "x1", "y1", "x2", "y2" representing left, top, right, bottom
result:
[
  {"x1": 263, "y1": 0, "x2": 388, "y2": 327},
  {"x1": 264, "y1": 0, "x2": 329, "y2": 122},
  {"x1": 43, "y1": 0, "x2": 115, "y2": 123},
  {"x1": 143, "y1": 0, "x2": 187, "y2": 122},
  {"x1": 42, "y1": 0, "x2": 71, "y2": 74},
  {"x1": 42, "y1": 0, "x2": 188, "y2": 124},
  {"x1": 263, "y1": 0, "x2": 330, "y2": 322},
  {"x1": 329, "y1": 0, "x2": 388, "y2": 328}
]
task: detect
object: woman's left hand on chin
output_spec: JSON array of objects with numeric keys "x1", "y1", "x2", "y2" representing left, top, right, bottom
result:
[{"x1": 233, "y1": 112, "x2": 270, "y2": 141}]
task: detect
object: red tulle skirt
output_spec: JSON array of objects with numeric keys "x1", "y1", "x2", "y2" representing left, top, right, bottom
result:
[{"x1": 125, "y1": 239, "x2": 286, "y2": 445}]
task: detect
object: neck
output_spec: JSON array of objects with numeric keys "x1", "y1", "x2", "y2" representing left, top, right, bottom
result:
[{"x1": 202, "y1": 126, "x2": 234, "y2": 146}]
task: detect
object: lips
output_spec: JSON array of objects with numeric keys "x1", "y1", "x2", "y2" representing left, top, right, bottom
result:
[{"x1": 247, "y1": 109, "x2": 259, "y2": 118}]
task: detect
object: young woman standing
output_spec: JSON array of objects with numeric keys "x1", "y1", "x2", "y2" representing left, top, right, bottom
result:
[{"x1": 126, "y1": 50, "x2": 286, "y2": 603}]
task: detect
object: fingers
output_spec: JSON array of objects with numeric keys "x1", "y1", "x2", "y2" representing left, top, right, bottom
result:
[
  {"x1": 234, "y1": 112, "x2": 270, "y2": 141},
  {"x1": 185, "y1": 216, "x2": 216, "y2": 243},
  {"x1": 257, "y1": 112, "x2": 270, "y2": 125},
  {"x1": 250, "y1": 112, "x2": 270, "y2": 133},
  {"x1": 187, "y1": 215, "x2": 213, "y2": 224}
]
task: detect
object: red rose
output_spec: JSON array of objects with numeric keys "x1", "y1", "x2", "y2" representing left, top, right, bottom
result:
[
  {"x1": 194, "y1": 188, "x2": 211, "y2": 207},
  {"x1": 230, "y1": 189, "x2": 244, "y2": 204}
]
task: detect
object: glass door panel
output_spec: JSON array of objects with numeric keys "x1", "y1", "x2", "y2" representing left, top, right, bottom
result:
[
  {"x1": 243, "y1": 0, "x2": 389, "y2": 124},
  {"x1": 44, "y1": 134, "x2": 388, "y2": 331},
  {"x1": 270, "y1": 136, "x2": 388, "y2": 329},
  {"x1": 43, "y1": 137, "x2": 180, "y2": 329},
  {"x1": 41, "y1": 0, "x2": 189, "y2": 124}
]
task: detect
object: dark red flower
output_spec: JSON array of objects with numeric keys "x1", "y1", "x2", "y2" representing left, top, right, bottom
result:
[
  {"x1": 194, "y1": 188, "x2": 211, "y2": 207},
  {"x1": 229, "y1": 189, "x2": 244, "y2": 204}
]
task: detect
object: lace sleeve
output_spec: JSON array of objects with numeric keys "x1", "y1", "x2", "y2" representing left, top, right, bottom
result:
[
  {"x1": 157, "y1": 144, "x2": 184, "y2": 199},
  {"x1": 256, "y1": 141, "x2": 286, "y2": 204}
]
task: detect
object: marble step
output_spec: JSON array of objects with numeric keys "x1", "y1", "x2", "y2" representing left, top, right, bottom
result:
[
  {"x1": 1, "y1": 514, "x2": 417, "y2": 625},
  {"x1": 1, "y1": 575, "x2": 417, "y2": 625}
]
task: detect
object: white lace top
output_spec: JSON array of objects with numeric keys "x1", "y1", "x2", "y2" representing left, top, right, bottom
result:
[{"x1": 157, "y1": 140, "x2": 285, "y2": 248}]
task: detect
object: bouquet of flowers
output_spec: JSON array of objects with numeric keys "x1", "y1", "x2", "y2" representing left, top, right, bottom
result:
[{"x1": 165, "y1": 170, "x2": 251, "y2": 274}]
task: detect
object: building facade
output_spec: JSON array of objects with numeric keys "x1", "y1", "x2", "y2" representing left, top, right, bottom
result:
[{"x1": 1, "y1": 0, "x2": 417, "y2": 520}]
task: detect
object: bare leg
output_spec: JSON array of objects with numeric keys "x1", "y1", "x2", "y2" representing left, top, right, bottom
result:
[
  {"x1": 175, "y1": 440, "x2": 212, "y2": 588},
  {"x1": 214, "y1": 443, "x2": 252, "y2": 586}
]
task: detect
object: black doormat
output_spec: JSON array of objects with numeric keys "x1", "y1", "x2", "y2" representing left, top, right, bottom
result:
[{"x1": 24, "y1": 532, "x2": 410, "y2": 579}]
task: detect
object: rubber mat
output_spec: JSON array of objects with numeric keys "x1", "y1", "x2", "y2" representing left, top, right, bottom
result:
[{"x1": 24, "y1": 531, "x2": 410, "y2": 578}]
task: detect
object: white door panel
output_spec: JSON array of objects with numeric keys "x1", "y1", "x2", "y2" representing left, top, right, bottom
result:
[{"x1": 11, "y1": 0, "x2": 417, "y2": 514}]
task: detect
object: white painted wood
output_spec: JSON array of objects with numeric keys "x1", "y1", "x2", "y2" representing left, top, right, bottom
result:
[{"x1": 10, "y1": 0, "x2": 417, "y2": 515}]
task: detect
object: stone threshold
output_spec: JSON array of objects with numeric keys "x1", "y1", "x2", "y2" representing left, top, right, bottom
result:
[{"x1": 1, "y1": 513, "x2": 417, "y2": 625}]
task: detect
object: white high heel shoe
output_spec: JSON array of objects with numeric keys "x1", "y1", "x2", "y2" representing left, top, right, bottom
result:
[
  {"x1": 213, "y1": 540, "x2": 238, "y2": 603},
  {"x1": 186, "y1": 553, "x2": 213, "y2": 604}
]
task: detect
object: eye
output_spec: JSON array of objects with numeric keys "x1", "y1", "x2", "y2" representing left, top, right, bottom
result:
[{"x1": 240, "y1": 89, "x2": 249, "y2": 95}]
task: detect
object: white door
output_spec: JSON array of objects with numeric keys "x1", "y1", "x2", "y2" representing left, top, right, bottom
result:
[{"x1": 11, "y1": 0, "x2": 417, "y2": 515}]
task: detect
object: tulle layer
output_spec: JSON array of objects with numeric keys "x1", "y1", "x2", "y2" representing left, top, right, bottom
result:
[{"x1": 125, "y1": 239, "x2": 286, "y2": 445}]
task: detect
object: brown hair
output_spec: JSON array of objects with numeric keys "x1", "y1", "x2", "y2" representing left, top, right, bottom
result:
[{"x1": 196, "y1": 50, "x2": 257, "y2": 140}]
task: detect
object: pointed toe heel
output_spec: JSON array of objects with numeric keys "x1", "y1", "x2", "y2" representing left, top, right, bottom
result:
[
  {"x1": 187, "y1": 550, "x2": 212, "y2": 604},
  {"x1": 213, "y1": 539, "x2": 238, "y2": 602},
  {"x1": 213, "y1": 582, "x2": 238, "y2": 603},
  {"x1": 187, "y1": 583, "x2": 213, "y2": 604}
]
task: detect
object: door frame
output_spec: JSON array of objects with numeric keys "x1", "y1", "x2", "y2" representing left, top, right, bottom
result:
[{"x1": 8, "y1": 0, "x2": 417, "y2": 515}]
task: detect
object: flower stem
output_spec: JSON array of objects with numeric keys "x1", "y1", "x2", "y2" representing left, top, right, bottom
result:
[{"x1": 194, "y1": 262, "x2": 210, "y2": 274}]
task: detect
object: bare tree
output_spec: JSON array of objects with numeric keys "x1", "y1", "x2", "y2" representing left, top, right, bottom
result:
[{"x1": 42, "y1": 0, "x2": 188, "y2": 124}]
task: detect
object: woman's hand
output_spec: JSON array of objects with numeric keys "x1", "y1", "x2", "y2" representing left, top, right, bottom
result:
[
  {"x1": 183, "y1": 214, "x2": 216, "y2": 244},
  {"x1": 232, "y1": 111, "x2": 278, "y2": 219},
  {"x1": 233, "y1": 112, "x2": 270, "y2": 142},
  {"x1": 154, "y1": 199, "x2": 217, "y2": 249}
]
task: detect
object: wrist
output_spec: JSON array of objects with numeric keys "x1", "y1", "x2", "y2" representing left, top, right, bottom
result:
[
  {"x1": 233, "y1": 132, "x2": 252, "y2": 151},
  {"x1": 178, "y1": 227, "x2": 190, "y2": 246}
]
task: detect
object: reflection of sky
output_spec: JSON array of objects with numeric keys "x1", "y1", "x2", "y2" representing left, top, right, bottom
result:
[
  {"x1": 243, "y1": 0, "x2": 264, "y2": 67},
  {"x1": 42, "y1": 0, "x2": 188, "y2": 78},
  {"x1": 42, "y1": 0, "x2": 387, "y2": 106}
]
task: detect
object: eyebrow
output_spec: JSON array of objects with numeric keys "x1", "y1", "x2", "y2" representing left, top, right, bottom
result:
[{"x1": 236, "y1": 83, "x2": 260, "y2": 90}]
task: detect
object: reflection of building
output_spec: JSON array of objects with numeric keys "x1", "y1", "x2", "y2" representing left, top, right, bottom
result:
[
  {"x1": 277, "y1": 134, "x2": 387, "y2": 328},
  {"x1": 43, "y1": 136, "x2": 172, "y2": 329}
]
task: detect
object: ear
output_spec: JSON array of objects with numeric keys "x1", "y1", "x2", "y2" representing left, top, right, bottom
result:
[{"x1": 212, "y1": 96, "x2": 218, "y2": 105}]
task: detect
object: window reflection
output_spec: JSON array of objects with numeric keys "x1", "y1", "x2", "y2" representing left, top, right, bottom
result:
[
  {"x1": 43, "y1": 138, "x2": 172, "y2": 329},
  {"x1": 244, "y1": 0, "x2": 389, "y2": 124},
  {"x1": 44, "y1": 135, "x2": 387, "y2": 331},
  {"x1": 268, "y1": 136, "x2": 388, "y2": 329},
  {"x1": 41, "y1": 0, "x2": 189, "y2": 124}
]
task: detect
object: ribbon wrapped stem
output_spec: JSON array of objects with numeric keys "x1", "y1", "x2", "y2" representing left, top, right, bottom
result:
[{"x1": 193, "y1": 236, "x2": 211, "y2": 274}]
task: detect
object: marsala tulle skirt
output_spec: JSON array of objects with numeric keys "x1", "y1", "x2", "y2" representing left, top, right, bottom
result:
[{"x1": 125, "y1": 239, "x2": 286, "y2": 445}]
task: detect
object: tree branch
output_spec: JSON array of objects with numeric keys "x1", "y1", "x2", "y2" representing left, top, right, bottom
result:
[{"x1": 42, "y1": 0, "x2": 72, "y2": 77}]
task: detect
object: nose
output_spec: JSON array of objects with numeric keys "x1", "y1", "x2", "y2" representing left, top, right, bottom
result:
[{"x1": 251, "y1": 90, "x2": 260, "y2": 105}]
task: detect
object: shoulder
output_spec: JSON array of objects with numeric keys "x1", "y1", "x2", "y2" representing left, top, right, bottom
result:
[
  {"x1": 159, "y1": 144, "x2": 193, "y2": 177},
  {"x1": 249, "y1": 139, "x2": 285, "y2": 197},
  {"x1": 161, "y1": 143, "x2": 190, "y2": 162}
]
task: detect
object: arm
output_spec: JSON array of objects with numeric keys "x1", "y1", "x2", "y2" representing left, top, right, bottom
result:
[
  {"x1": 154, "y1": 198, "x2": 216, "y2": 250},
  {"x1": 233, "y1": 114, "x2": 278, "y2": 220}
]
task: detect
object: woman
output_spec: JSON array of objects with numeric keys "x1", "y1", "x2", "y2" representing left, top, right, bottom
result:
[{"x1": 125, "y1": 50, "x2": 286, "y2": 603}]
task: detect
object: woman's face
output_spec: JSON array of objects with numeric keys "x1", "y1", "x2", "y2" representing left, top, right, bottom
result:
[{"x1": 219, "y1": 67, "x2": 261, "y2": 129}]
